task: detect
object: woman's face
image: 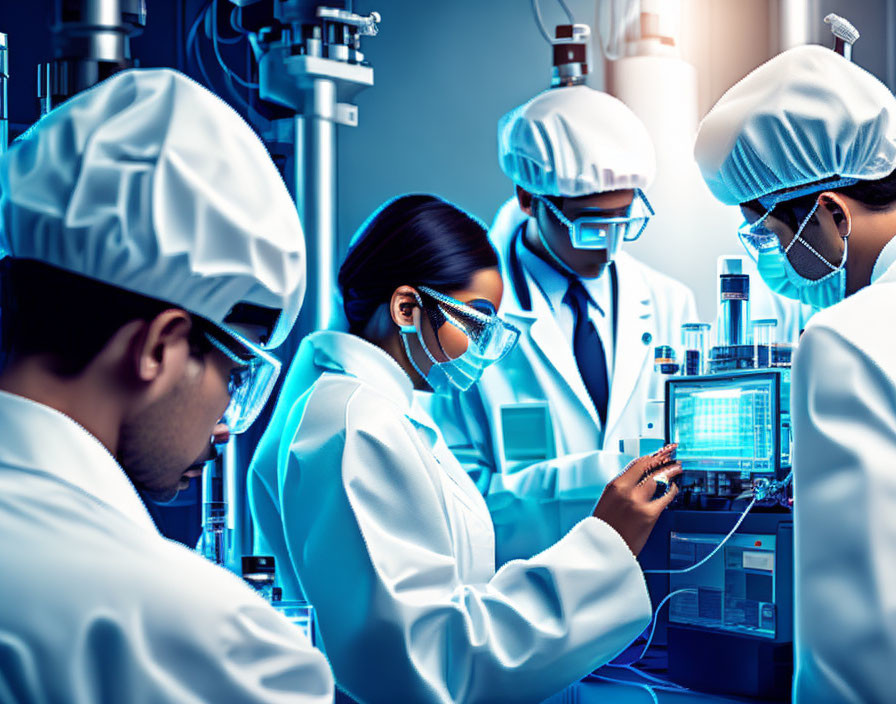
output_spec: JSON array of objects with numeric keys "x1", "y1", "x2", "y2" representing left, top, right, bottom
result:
[{"x1": 419, "y1": 267, "x2": 504, "y2": 361}]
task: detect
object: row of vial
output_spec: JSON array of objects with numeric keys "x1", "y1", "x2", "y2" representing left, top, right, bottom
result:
[{"x1": 654, "y1": 273, "x2": 793, "y2": 377}]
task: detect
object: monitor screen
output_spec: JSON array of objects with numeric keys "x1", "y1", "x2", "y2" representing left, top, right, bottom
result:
[{"x1": 668, "y1": 373, "x2": 777, "y2": 474}]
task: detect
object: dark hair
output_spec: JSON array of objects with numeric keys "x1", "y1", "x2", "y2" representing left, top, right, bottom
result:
[
  {"x1": 743, "y1": 169, "x2": 896, "y2": 231},
  {"x1": 0, "y1": 258, "x2": 212, "y2": 376},
  {"x1": 338, "y1": 194, "x2": 499, "y2": 334}
]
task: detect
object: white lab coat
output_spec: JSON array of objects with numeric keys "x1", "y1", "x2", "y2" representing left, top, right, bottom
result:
[
  {"x1": 248, "y1": 331, "x2": 652, "y2": 704},
  {"x1": 427, "y1": 198, "x2": 697, "y2": 564},
  {"x1": 0, "y1": 390, "x2": 333, "y2": 704},
  {"x1": 791, "y1": 255, "x2": 896, "y2": 703}
]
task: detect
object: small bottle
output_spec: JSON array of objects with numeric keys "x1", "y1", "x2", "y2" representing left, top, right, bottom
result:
[
  {"x1": 654, "y1": 345, "x2": 679, "y2": 375},
  {"x1": 241, "y1": 555, "x2": 276, "y2": 602}
]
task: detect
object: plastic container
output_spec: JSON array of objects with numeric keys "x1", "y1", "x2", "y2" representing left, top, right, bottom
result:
[
  {"x1": 752, "y1": 319, "x2": 778, "y2": 368},
  {"x1": 274, "y1": 600, "x2": 316, "y2": 645},
  {"x1": 654, "y1": 345, "x2": 679, "y2": 375},
  {"x1": 681, "y1": 322, "x2": 711, "y2": 376}
]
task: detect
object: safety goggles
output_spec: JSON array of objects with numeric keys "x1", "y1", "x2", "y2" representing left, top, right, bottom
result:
[
  {"x1": 203, "y1": 324, "x2": 282, "y2": 434},
  {"x1": 417, "y1": 285, "x2": 520, "y2": 363},
  {"x1": 538, "y1": 189, "x2": 654, "y2": 251}
]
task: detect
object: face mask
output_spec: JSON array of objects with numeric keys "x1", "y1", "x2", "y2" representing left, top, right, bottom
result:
[
  {"x1": 399, "y1": 287, "x2": 520, "y2": 394},
  {"x1": 740, "y1": 198, "x2": 848, "y2": 312}
]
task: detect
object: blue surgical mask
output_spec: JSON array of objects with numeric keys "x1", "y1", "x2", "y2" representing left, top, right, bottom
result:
[
  {"x1": 400, "y1": 288, "x2": 520, "y2": 394},
  {"x1": 740, "y1": 200, "x2": 848, "y2": 311}
]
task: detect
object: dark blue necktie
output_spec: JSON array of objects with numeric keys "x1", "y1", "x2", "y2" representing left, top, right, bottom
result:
[{"x1": 564, "y1": 278, "x2": 609, "y2": 427}]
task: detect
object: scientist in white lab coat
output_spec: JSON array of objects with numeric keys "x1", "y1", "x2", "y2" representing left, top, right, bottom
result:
[
  {"x1": 248, "y1": 193, "x2": 682, "y2": 704},
  {"x1": 694, "y1": 44, "x2": 896, "y2": 703},
  {"x1": 428, "y1": 86, "x2": 697, "y2": 564},
  {"x1": 0, "y1": 69, "x2": 333, "y2": 703}
]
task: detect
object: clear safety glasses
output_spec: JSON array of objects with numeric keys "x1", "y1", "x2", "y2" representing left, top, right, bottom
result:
[
  {"x1": 417, "y1": 285, "x2": 520, "y2": 363},
  {"x1": 203, "y1": 325, "x2": 282, "y2": 435},
  {"x1": 538, "y1": 189, "x2": 655, "y2": 251}
]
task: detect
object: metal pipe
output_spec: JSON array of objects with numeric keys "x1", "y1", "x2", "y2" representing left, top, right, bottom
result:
[
  {"x1": 298, "y1": 78, "x2": 338, "y2": 337},
  {"x1": 0, "y1": 33, "x2": 7, "y2": 153}
]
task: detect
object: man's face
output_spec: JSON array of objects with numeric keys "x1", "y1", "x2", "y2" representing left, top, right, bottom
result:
[
  {"x1": 533, "y1": 189, "x2": 635, "y2": 278},
  {"x1": 118, "y1": 329, "x2": 244, "y2": 503}
]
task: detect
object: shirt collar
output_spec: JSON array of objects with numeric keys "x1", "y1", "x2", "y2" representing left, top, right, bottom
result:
[
  {"x1": 871, "y1": 235, "x2": 896, "y2": 284},
  {"x1": 0, "y1": 390, "x2": 158, "y2": 533},
  {"x1": 518, "y1": 222, "x2": 608, "y2": 315},
  {"x1": 308, "y1": 331, "x2": 414, "y2": 410}
]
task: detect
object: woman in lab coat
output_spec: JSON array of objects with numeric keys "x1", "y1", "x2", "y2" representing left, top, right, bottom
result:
[{"x1": 248, "y1": 194, "x2": 681, "y2": 704}]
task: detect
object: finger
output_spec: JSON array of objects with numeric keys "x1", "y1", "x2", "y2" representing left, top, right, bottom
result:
[
  {"x1": 636, "y1": 463, "x2": 683, "y2": 501},
  {"x1": 651, "y1": 443, "x2": 677, "y2": 458},
  {"x1": 653, "y1": 482, "x2": 680, "y2": 512},
  {"x1": 649, "y1": 463, "x2": 683, "y2": 481}
]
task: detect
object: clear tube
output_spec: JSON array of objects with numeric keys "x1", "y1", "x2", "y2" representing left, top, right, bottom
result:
[
  {"x1": 752, "y1": 318, "x2": 778, "y2": 368},
  {"x1": 681, "y1": 322, "x2": 710, "y2": 376}
]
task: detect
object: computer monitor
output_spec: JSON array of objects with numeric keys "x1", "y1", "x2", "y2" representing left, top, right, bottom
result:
[{"x1": 665, "y1": 370, "x2": 791, "y2": 500}]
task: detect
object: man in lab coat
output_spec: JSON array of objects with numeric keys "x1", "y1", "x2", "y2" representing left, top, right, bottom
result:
[
  {"x1": 429, "y1": 85, "x2": 697, "y2": 564},
  {"x1": 694, "y1": 44, "x2": 896, "y2": 703},
  {"x1": 0, "y1": 69, "x2": 333, "y2": 702}
]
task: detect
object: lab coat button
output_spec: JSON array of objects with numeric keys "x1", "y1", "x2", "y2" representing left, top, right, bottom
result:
[{"x1": 642, "y1": 332, "x2": 652, "y2": 345}]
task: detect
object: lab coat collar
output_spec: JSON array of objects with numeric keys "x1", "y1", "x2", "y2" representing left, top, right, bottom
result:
[
  {"x1": 0, "y1": 389, "x2": 158, "y2": 533},
  {"x1": 307, "y1": 330, "x2": 415, "y2": 410},
  {"x1": 871, "y1": 235, "x2": 896, "y2": 284}
]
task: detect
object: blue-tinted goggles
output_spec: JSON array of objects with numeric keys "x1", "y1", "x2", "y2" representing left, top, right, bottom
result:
[
  {"x1": 538, "y1": 189, "x2": 654, "y2": 251},
  {"x1": 203, "y1": 325, "x2": 282, "y2": 435},
  {"x1": 417, "y1": 285, "x2": 520, "y2": 363}
]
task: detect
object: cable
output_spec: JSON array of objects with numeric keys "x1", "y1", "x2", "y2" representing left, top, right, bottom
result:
[
  {"x1": 590, "y1": 675, "x2": 660, "y2": 704},
  {"x1": 556, "y1": 0, "x2": 576, "y2": 23},
  {"x1": 531, "y1": 0, "x2": 553, "y2": 43},
  {"x1": 644, "y1": 497, "x2": 757, "y2": 575},
  {"x1": 606, "y1": 664, "x2": 689, "y2": 691},
  {"x1": 618, "y1": 588, "x2": 697, "y2": 665},
  {"x1": 211, "y1": 0, "x2": 259, "y2": 89},
  {"x1": 187, "y1": 2, "x2": 214, "y2": 89}
]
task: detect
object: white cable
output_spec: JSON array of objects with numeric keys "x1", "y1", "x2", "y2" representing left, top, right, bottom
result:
[
  {"x1": 531, "y1": 0, "x2": 553, "y2": 43},
  {"x1": 644, "y1": 497, "x2": 757, "y2": 575},
  {"x1": 556, "y1": 0, "x2": 575, "y2": 23},
  {"x1": 625, "y1": 588, "x2": 697, "y2": 664},
  {"x1": 591, "y1": 675, "x2": 660, "y2": 704},
  {"x1": 607, "y1": 664, "x2": 688, "y2": 691}
]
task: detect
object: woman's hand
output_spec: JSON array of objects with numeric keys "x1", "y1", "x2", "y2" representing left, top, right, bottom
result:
[{"x1": 592, "y1": 444, "x2": 682, "y2": 556}]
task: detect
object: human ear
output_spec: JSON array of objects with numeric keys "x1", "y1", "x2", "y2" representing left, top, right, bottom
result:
[
  {"x1": 389, "y1": 286, "x2": 420, "y2": 329},
  {"x1": 516, "y1": 185, "x2": 534, "y2": 216},
  {"x1": 132, "y1": 310, "x2": 193, "y2": 383},
  {"x1": 818, "y1": 192, "x2": 852, "y2": 239}
]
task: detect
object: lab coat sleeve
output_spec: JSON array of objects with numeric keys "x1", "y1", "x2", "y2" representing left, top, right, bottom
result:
[
  {"x1": 288, "y1": 382, "x2": 652, "y2": 704},
  {"x1": 791, "y1": 324, "x2": 896, "y2": 704},
  {"x1": 427, "y1": 385, "x2": 632, "y2": 565}
]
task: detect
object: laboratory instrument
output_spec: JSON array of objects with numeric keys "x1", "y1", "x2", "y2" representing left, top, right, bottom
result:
[{"x1": 681, "y1": 322, "x2": 710, "y2": 376}]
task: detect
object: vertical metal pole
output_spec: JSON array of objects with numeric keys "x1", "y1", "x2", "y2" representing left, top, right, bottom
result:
[
  {"x1": 298, "y1": 78, "x2": 337, "y2": 337},
  {"x1": 224, "y1": 438, "x2": 250, "y2": 575},
  {"x1": 0, "y1": 33, "x2": 7, "y2": 153}
]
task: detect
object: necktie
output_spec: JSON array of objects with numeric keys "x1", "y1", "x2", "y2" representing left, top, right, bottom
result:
[{"x1": 564, "y1": 279, "x2": 609, "y2": 427}]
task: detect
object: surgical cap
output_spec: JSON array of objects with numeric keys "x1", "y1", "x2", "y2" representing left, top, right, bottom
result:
[
  {"x1": 0, "y1": 68, "x2": 304, "y2": 348},
  {"x1": 695, "y1": 45, "x2": 896, "y2": 206},
  {"x1": 497, "y1": 85, "x2": 656, "y2": 197}
]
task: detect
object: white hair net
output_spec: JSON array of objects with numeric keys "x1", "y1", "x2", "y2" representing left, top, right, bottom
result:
[
  {"x1": 695, "y1": 45, "x2": 896, "y2": 206},
  {"x1": 497, "y1": 85, "x2": 656, "y2": 197},
  {"x1": 0, "y1": 68, "x2": 304, "y2": 348}
]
